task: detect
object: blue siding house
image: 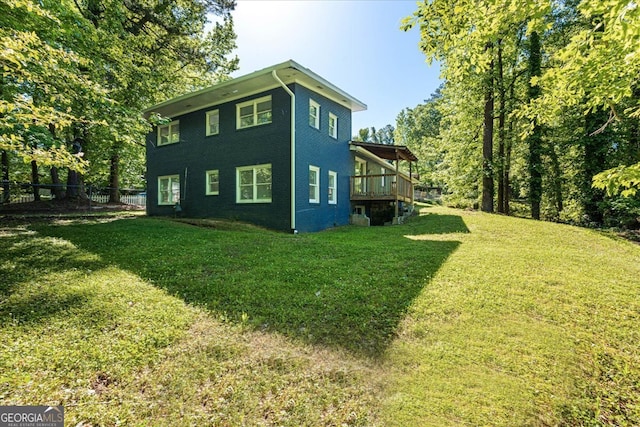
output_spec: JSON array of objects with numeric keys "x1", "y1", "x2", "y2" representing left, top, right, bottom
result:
[{"x1": 144, "y1": 60, "x2": 417, "y2": 232}]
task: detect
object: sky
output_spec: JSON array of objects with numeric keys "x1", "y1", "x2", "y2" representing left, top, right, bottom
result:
[{"x1": 226, "y1": 0, "x2": 442, "y2": 135}]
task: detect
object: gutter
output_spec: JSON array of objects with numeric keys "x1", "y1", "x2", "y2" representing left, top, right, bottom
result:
[{"x1": 272, "y1": 70, "x2": 296, "y2": 232}]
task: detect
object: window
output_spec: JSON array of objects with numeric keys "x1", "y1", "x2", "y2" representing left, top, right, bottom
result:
[
  {"x1": 236, "y1": 164, "x2": 272, "y2": 203},
  {"x1": 206, "y1": 170, "x2": 219, "y2": 195},
  {"x1": 158, "y1": 175, "x2": 180, "y2": 205},
  {"x1": 328, "y1": 113, "x2": 337, "y2": 138},
  {"x1": 237, "y1": 96, "x2": 272, "y2": 129},
  {"x1": 309, "y1": 99, "x2": 320, "y2": 129},
  {"x1": 309, "y1": 165, "x2": 320, "y2": 203},
  {"x1": 157, "y1": 121, "x2": 179, "y2": 146},
  {"x1": 328, "y1": 170, "x2": 337, "y2": 204},
  {"x1": 206, "y1": 110, "x2": 219, "y2": 136}
]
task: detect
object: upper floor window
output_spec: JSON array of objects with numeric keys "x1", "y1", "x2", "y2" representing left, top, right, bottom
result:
[
  {"x1": 206, "y1": 110, "x2": 219, "y2": 136},
  {"x1": 206, "y1": 170, "x2": 219, "y2": 195},
  {"x1": 328, "y1": 170, "x2": 337, "y2": 204},
  {"x1": 158, "y1": 175, "x2": 180, "y2": 205},
  {"x1": 157, "y1": 121, "x2": 179, "y2": 146},
  {"x1": 328, "y1": 113, "x2": 337, "y2": 138},
  {"x1": 309, "y1": 99, "x2": 320, "y2": 129},
  {"x1": 237, "y1": 95, "x2": 272, "y2": 129},
  {"x1": 236, "y1": 164, "x2": 272, "y2": 203},
  {"x1": 309, "y1": 165, "x2": 320, "y2": 203}
]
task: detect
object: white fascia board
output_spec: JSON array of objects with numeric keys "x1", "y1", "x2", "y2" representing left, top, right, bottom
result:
[{"x1": 144, "y1": 60, "x2": 366, "y2": 120}]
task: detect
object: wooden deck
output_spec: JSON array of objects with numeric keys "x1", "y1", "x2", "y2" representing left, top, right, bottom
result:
[{"x1": 349, "y1": 174, "x2": 414, "y2": 203}]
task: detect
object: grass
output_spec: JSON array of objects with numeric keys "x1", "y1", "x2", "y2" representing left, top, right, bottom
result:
[{"x1": 1, "y1": 206, "x2": 639, "y2": 425}]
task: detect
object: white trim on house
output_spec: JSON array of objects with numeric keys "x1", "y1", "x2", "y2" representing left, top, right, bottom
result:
[
  {"x1": 309, "y1": 165, "x2": 320, "y2": 203},
  {"x1": 144, "y1": 60, "x2": 366, "y2": 120},
  {"x1": 328, "y1": 170, "x2": 337, "y2": 204},
  {"x1": 236, "y1": 95, "x2": 272, "y2": 129},
  {"x1": 328, "y1": 113, "x2": 337, "y2": 139},
  {"x1": 205, "y1": 110, "x2": 219, "y2": 136},
  {"x1": 157, "y1": 120, "x2": 180, "y2": 146},
  {"x1": 236, "y1": 163, "x2": 272, "y2": 203},
  {"x1": 158, "y1": 174, "x2": 180, "y2": 205},
  {"x1": 309, "y1": 99, "x2": 320, "y2": 129},
  {"x1": 205, "y1": 169, "x2": 219, "y2": 195}
]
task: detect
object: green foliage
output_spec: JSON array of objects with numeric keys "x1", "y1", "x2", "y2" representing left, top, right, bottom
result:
[
  {"x1": 0, "y1": 0, "x2": 238, "y2": 189},
  {"x1": 395, "y1": 88, "x2": 444, "y2": 187},
  {"x1": 354, "y1": 125, "x2": 395, "y2": 145},
  {"x1": 405, "y1": 0, "x2": 640, "y2": 225},
  {"x1": 594, "y1": 163, "x2": 640, "y2": 197}
]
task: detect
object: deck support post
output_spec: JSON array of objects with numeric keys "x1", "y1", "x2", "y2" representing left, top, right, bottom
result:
[{"x1": 394, "y1": 149, "x2": 400, "y2": 222}]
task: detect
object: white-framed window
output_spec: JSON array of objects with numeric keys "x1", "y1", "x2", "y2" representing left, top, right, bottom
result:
[
  {"x1": 236, "y1": 164, "x2": 272, "y2": 203},
  {"x1": 205, "y1": 170, "x2": 219, "y2": 195},
  {"x1": 309, "y1": 99, "x2": 320, "y2": 129},
  {"x1": 328, "y1": 113, "x2": 337, "y2": 138},
  {"x1": 158, "y1": 175, "x2": 180, "y2": 205},
  {"x1": 381, "y1": 167, "x2": 386, "y2": 187},
  {"x1": 309, "y1": 165, "x2": 320, "y2": 203},
  {"x1": 328, "y1": 170, "x2": 337, "y2": 204},
  {"x1": 157, "y1": 121, "x2": 179, "y2": 146},
  {"x1": 237, "y1": 95, "x2": 272, "y2": 129},
  {"x1": 206, "y1": 110, "x2": 219, "y2": 136}
]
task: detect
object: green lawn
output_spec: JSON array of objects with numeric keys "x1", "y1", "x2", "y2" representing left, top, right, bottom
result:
[{"x1": 1, "y1": 206, "x2": 639, "y2": 426}]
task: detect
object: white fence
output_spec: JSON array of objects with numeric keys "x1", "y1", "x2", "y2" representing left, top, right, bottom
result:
[
  {"x1": 3, "y1": 184, "x2": 146, "y2": 207},
  {"x1": 89, "y1": 194, "x2": 146, "y2": 206}
]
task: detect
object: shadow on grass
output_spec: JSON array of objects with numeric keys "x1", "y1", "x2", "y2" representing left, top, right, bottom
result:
[
  {"x1": 0, "y1": 230, "x2": 103, "y2": 325},
  {"x1": 31, "y1": 212, "x2": 468, "y2": 358}
]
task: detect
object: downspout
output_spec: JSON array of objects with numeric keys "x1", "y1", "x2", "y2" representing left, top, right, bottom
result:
[{"x1": 272, "y1": 70, "x2": 296, "y2": 232}]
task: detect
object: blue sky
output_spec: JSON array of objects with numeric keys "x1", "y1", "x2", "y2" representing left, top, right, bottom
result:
[{"x1": 228, "y1": 0, "x2": 442, "y2": 135}]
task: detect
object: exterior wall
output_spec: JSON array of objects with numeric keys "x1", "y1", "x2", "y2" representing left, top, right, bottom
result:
[
  {"x1": 292, "y1": 84, "x2": 353, "y2": 232},
  {"x1": 146, "y1": 87, "x2": 292, "y2": 231}
]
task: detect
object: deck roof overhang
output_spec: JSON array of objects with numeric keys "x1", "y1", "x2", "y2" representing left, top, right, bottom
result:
[
  {"x1": 349, "y1": 141, "x2": 418, "y2": 162},
  {"x1": 144, "y1": 60, "x2": 367, "y2": 119}
]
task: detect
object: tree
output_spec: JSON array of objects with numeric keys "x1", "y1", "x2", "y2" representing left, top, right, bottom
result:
[
  {"x1": 527, "y1": 31, "x2": 543, "y2": 219},
  {"x1": 1, "y1": 0, "x2": 237, "y2": 202},
  {"x1": 354, "y1": 125, "x2": 395, "y2": 145},
  {"x1": 404, "y1": 0, "x2": 549, "y2": 213},
  {"x1": 531, "y1": 0, "x2": 640, "y2": 196},
  {"x1": 395, "y1": 89, "x2": 444, "y2": 187}
]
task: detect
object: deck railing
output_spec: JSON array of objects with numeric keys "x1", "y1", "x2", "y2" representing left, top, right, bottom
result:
[{"x1": 350, "y1": 174, "x2": 413, "y2": 202}]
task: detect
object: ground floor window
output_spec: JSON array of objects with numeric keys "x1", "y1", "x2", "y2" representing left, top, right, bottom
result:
[
  {"x1": 236, "y1": 164, "x2": 272, "y2": 203},
  {"x1": 328, "y1": 170, "x2": 337, "y2": 204},
  {"x1": 206, "y1": 170, "x2": 219, "y2": 195},
  {"x1": 309, "y1": 165, "x2": 320, "y2": 203},
  {"x1": 158, "y1": 175, "x2": 180, "y2": 205}
]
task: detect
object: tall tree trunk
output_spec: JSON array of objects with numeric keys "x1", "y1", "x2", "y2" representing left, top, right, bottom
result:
[
  {"x1": 31, "y1": 160, "x2": 41, "y2": 201},
  {"x1": 504, "y1": 79, "x2": 517, "y2": 216},
  {"x1": 50, "y1": 166, "x2": 64, "y2": 199},
  {"x1": 67, "y1": 133, "x2": 88, "y2": 200},
  {"x1": 1, "y1": 150, "x2": 9, "y2": 203},
  {"x1": 496, "y1": 40, "x2": 506, "y2": 213},
  {"x1": 548, "y1": 143, "x2": 564, "y2": 217},
  {"x1": 504, "y1": 131, "x2": 512, "y2": 216},
  {"x1": 47, "y1": 124, "x2": 64, "y2": 199},
  {"x1": 583, "y1": 109, "x2": 609, "y2": 225},
  {"x1": 482, "y1": 42, "x2": 495, "y2": 213},
  {"x1": 108, "y1": 146, "x2": 120, "y2": 203},
  {"x1": 629, "y1": 86, "x2": 640, "y2": 164},
  {"x1": 527, "y1": 31, "x2": 543, "y2": 220}
]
